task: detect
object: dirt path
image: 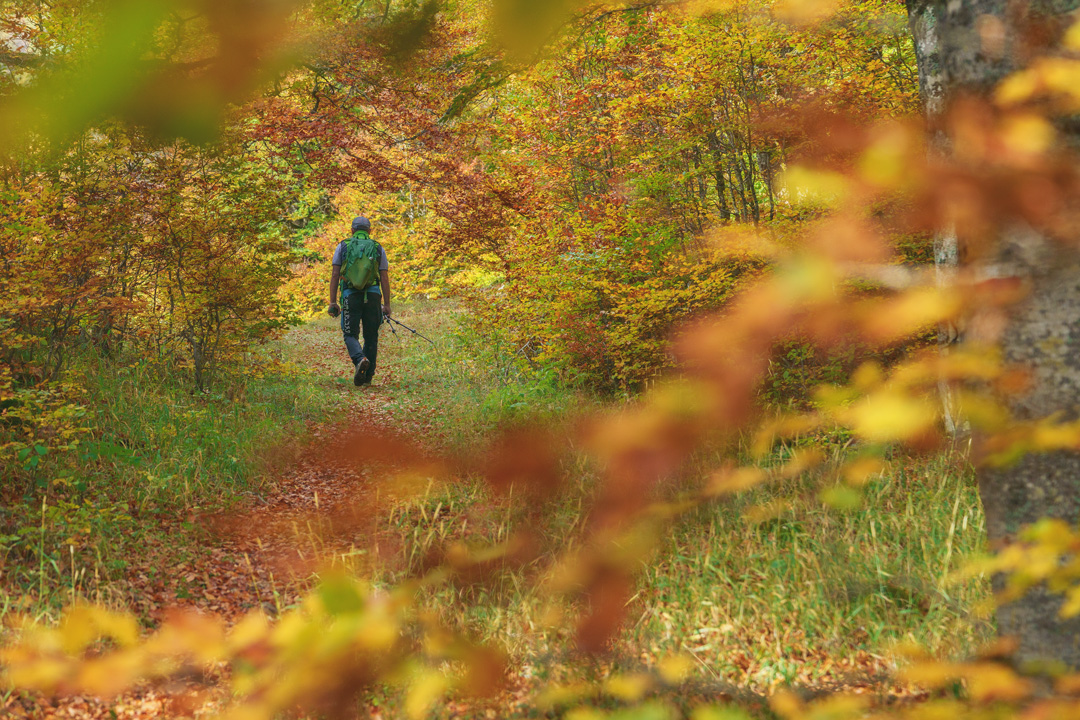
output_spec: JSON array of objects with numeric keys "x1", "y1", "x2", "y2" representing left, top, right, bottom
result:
[{"x1": 3, "y1": 322, "x2": 448, "y2": 719}]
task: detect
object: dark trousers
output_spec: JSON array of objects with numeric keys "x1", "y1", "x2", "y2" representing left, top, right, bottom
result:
[{"x1": 341, "y1": 291, "x2": 383, "y2": 382}]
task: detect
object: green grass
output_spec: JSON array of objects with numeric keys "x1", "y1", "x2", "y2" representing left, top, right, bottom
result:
[
  {"x1": 334, "y1": 301, "x2": 992, "y2": 695},
  {"x1": 630, "y1": 451, "x2": 990, "y2": 686},
  {"x1": 285, "y1": 297, "x2": 591, "y2": 444},
  {"x1": 365, "y1": 457, "x2": 989, "y2": 694},
  {"x1": 0, "y1": 300, "x2": 993, "y2": 700},
  {"x1": 81, "y1": 354, "x2": 325, "y2": 508},
  {"x1": 0, "y1": 348, "x2": 327, "y2": 619}
]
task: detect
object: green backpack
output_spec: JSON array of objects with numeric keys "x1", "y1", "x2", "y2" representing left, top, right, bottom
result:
[{"x1": 340, "y1": 231, "x2": 382, "y2": 293}]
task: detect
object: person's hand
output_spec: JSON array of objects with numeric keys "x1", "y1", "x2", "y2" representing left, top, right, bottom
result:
[
  {"x1": 382, "y1": 304, "x2": 391, "y2": 318},
  {"x1": 328, "y1": 303, "x2": 341, "y2": 318}
]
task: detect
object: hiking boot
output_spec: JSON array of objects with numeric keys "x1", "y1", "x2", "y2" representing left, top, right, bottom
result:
[{"x1": 353, "y1": 358, "x2": 370, "y2": 386}]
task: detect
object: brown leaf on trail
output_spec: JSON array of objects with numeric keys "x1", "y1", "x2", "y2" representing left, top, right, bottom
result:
[
  {"x1": 460, "y1": 646, "x2": 509, "y2": 698},
  {"x1": 306, "y1": 662, "x2": 380, "y2": 720},
  {"x1": 165, "y1": 690, "x2": 214, "y2": 717},
  {"x1": 575, "y1": 567, "x2": 633, "y2": 655},
  {"x1": 482, "y1": 426, "x2": 564, "y2": 501},
  {"x1": 317, "y1": 424, "x2": 441, "y2": 475}
]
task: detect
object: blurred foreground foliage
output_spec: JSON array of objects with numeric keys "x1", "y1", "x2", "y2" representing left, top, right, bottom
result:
[{"x1": 7, "y1": 0, "x2": 1080, "y2": 719}]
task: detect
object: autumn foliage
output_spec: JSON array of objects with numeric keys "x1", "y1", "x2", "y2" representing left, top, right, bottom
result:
[{"x1": 8, "y1": 0, "x2": 1080, "y2": 719}]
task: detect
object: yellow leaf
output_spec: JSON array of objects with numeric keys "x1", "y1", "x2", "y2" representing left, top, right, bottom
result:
[
  {"x1": 857, "y1": 124, "x2": 914, "y2": 188},
  {"x1": 5, "y1": 657, "x2": 70, "y2": 691},
  {"x1": 899, "y1": 660, "x2": 958, "y2": 688},
  {"x1": 867, "y1": 288, "x2": 962, "y2": 343},
  {"x1": 75, "y1": 653, "x2": 143, "y2": 697},
  {"x1": 1043, "y1": 58, "x2": 1080, "y2": 102},
  {"x1": 996, "y1": 70, "x2": 1041, "y2": 106},
  {"x1": 772, "y1": 0, "x2": 842, "y2": 24},
  {"x1": 658, "y1": 654, "x2": 695, "y2": 684},
  {"x1": 228, "y1": 612, "x2": 270, "y2": 653},
  {"x1": 603, "y1": 672, "x2": 653, "y2": 701},
  {"x1": 565, "y1": 709, "x2": 605, "y2": 720},
  {"x1": 1061, "y1": 587, "x2": 1080, "y2": 619},
  {"x1": 776, "y1": 255, "x2": 839, "y2": 303},
  {"x1": 537, "y1": 682, "x2": 595, "y2": 710},
  {"x1": 1001, "y1": 113, "x2": 1055, "y2": 158},
  {"x1": 845, "y1": 391, "x2": 936, "y2": 443},
  {"x1": 405, "y1": 670, "x2": 449, "y2": 720},
  {"x1": 1032, "y1": 421, "x2": 1080, "y2": 452},
  {"x1": 769, "y1": 690, "x2": 803, "y2": 719},
  {"x1": 964, "y1": 663, "x2": 1032, "y2": 702},
  {"x1": 1067, "y1": 19, "x2": 1080, "y2": 51},
  {"x1": 706, "y1": 467, "x2": 765, "y2": 497},
  {"x1": 850, "y1": 362, "x2": 883, "y2": 391},
  {"x1": 744, "y1": 500, "x2": 790, "y2": 525},
  {"x1": 779, "y1": 448, "x2": 824, "y2": 478},
  {"x1": 693, "y1": 705, "x2": 754, "y2": 720},
  {"x1": 781, "y1": 166, "x2": 850, "y2": 208},
  {"x1": 804, "y1": 694, "x2": 869, "y2": 720},
  {"x1": 820, "y1": 485, "x2": 862, "y2": 511},
  {"x1": 956, "y1": 391, "x2": 1010, "y2": 430},
  {"x1": 841, "y1": 456, "x2": 884, "y2": 486}
]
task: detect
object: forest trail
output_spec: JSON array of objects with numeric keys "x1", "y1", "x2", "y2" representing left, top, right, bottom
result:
[
  {"x1": 4, "y1": 314, "x2": 456, "y2": 719},
  {"x1": 126, "y1": 319, "x2": 441, "y2": 624}
]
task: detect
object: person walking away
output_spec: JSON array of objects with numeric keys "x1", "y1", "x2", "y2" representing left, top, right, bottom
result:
[{"x1": 327, "y1": 216, "x2": 391, "y2": 386}]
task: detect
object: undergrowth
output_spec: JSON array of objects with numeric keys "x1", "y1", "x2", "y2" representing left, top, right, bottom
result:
[
  {"x1": 1, "y1": 300, "x2": 992, "y2": 704},
  {"x1": 329, "y1": 302, "x2": 993, "y2": 695},
  {"x1": 0, "y1": 350, "x2": 325, "y2": 620}
]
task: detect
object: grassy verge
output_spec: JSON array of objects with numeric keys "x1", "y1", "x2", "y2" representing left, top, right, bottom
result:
[
  {"x1": 1, "y1": 300, "x2": 992, "y2": 703},
  {"x1": 344, "y1": 301, "x2": 992, "y2": 696},
  {"x1": 0, "y1": 349, "x2": 326, "y2": 620}
]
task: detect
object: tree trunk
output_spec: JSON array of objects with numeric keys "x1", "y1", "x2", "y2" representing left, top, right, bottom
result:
[
  {"x1": 980, "y1": 235, "x2": 1080, "y2": 671},
  {"x1": 904, "y1": 0, "x2": 1080, "y2": 669}
]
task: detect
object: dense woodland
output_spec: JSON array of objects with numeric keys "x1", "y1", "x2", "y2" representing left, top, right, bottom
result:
[{"x1": 5, "y1": 0, "x2": 1080, "y2": 718}]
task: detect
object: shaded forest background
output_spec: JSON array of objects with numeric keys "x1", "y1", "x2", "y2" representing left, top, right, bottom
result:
[{"x1": 1, "y1": 0, "x2": 922, "y2": 400}]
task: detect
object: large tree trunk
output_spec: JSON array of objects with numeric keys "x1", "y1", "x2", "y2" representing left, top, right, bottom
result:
[
  {"x1": 981, "y1": 245, "x2": 1080, "y2": 669},
  {"x1": 904, "y1": 0, "x2": 1080, "y2": 670}
]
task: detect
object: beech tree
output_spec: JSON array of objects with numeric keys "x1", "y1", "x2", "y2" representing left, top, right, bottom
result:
[{"x1": 905, "y1": 0, "x2": 1080, "y2": 669}]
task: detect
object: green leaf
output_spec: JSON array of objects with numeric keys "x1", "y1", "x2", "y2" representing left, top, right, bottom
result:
[
  {"x1": 318, "y1": 575, "x2": 365, "y2": 616},
  {"x1": 821, "y1": 485, "x2": 863, "y2": 511}
]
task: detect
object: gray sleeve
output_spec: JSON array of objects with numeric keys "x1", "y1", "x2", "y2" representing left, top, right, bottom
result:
[
  {"x1": 332, "y1": 241, "x2": 346, "y2": 266},
  {"x1": 379, "y1": 246, "x2": 389, "y2": 271}
]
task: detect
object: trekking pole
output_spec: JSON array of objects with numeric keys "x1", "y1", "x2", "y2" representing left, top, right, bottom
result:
[
  {"x1": 385, "y1": 316, "x2": 437, "y2": 347},
  {"x1": 384, "y1": 315, "x2": 400, "y2": 340}
]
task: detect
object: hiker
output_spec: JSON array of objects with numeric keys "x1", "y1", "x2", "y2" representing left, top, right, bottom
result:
[{"x1": 327, "y1": 216, "x2": 391, "y2": 386}]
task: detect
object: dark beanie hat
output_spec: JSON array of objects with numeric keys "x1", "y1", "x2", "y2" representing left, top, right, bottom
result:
[{"x1": 351, "y1": 216, "x2": 371, "y2": 232}]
